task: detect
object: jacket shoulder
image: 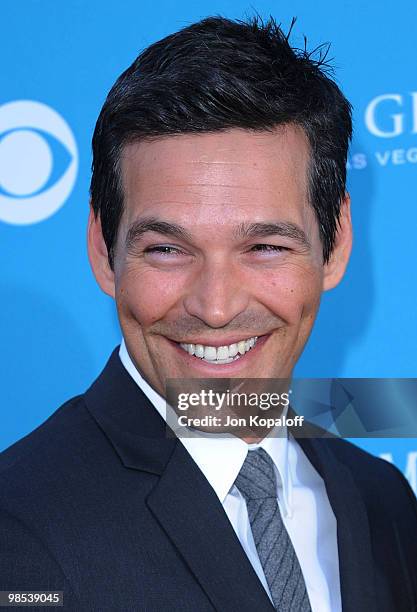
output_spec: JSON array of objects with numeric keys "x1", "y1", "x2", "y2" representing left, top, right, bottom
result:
[
  {"x1": 0, "y1": 396, "x2": 101, "y2": 599},
  {"x1": 0, "y1": 393, "x2": 110, "y2": 510},
  {"x1": 0, "y1": 395, "x2": 89, "y2": 473},
  {"x1": 324, "y1": 436, "x2": 417, "y2": 518}
]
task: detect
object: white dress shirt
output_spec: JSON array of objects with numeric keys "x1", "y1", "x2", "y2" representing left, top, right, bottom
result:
[{"x1": 119, "y1": 340, "x2": 342, "y2": 612}]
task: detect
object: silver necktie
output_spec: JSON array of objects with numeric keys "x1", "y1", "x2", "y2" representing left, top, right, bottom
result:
[{"x1": 234, "y1": 448, "x2": 311, "y2": 611}]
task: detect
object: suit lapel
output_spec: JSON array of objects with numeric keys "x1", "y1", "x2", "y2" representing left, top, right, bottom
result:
[
  {"x1": 86, "y1": 350, "x2": 378, "y2": 611},
  {"x1": 297, "y1": 435, "x2": 377, "y2": 612},
  {"x1": 146, "y1": 440, "x2": 275, "y2": 611},
  {"x1": 85, "y1": 349, "x2": 274, "y2": 611}
]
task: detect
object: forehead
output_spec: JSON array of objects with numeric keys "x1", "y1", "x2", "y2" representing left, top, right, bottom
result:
[{"x1": 119, "y1": 126, "x2": 312, "y2": 227}]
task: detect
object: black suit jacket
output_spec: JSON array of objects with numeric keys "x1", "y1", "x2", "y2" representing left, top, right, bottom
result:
[{"x1": 1, "y1": 348, "x2": 417, "y2": 611}]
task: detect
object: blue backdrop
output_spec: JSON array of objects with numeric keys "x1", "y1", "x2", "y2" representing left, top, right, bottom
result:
[{"x1": 1, "y1": 0, "x2": 416, "y2": 493}]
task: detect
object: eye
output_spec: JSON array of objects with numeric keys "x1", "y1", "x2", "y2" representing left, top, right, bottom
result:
[
  {"x1": 144, "y1": 245, "x2": 185, "y2": 256},
  {"x1": 0, "y1": 100, "x2": 78, "y2": 225},
  {"x1": 250, "y1": 244, "x2": 287, "y2": 253}
]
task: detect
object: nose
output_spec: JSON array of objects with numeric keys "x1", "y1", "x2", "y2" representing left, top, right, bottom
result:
[{"x1": 183, "y1": 256, "x2": 250, "y2": 328}]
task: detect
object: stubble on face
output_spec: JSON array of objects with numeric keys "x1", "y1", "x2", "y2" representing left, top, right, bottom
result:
[{"x1": 112, "y1": 126, "x2": 324, "y2": 397}]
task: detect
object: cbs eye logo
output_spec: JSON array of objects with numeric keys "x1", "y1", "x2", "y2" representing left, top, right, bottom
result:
[{"x1": 0, "y1": 100, "x2": 78, "y2": 225}]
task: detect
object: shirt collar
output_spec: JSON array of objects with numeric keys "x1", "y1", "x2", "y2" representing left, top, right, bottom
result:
[{"x1": 119, "y1": 339, "x2": 293, "y2": 517}]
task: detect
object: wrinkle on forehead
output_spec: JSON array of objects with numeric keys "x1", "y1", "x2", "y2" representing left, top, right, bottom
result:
[
  {"x1": 121, "y1": 125, "x2": 310, "y2": 183},
  {"x1": 119, "y1": 126, "x2": 314, "y2": 231}
]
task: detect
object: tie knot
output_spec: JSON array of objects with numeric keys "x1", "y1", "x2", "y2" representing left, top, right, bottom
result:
[{"x1": 234, "y1": 448, "x2": 277, "y2": 500}]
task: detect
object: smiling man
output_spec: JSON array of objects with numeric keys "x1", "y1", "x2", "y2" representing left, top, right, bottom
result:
[
  {"x1": 91, "y1": 127, "x2": 345, "y2": 387},
  {"x1": 1, "y1": 15, "x2": 417, "y2": 612}
]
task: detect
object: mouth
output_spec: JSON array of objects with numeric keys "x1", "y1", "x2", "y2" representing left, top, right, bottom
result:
[{"x1": 166, "y1": 334, "x2": 271, "y2": 373}]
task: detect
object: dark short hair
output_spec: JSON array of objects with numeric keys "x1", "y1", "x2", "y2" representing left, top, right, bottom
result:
[{"x1": 90, "y1": 15, "x2": 352, "y2": 268}]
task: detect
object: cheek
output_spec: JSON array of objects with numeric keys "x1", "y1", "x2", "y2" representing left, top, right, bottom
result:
[
  {"x1": 253, "y1": 264, "x2": 322, "y2": 323},
  {"x1": 115, "y1": 267, "x2": 185, "y2": 325}
]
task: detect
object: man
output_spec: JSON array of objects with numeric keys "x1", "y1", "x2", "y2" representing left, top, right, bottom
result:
[{"x1": 1, "y1": 15, "x2": 416, "y2": 612}]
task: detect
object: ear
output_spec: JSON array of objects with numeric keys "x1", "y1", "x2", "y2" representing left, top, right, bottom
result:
[
  {"x1": 87, "y1": 205, "x2": 115, "y2": 298},
  {"x1": 323, "y1": 193, "x2": 353, "y2": 291}
]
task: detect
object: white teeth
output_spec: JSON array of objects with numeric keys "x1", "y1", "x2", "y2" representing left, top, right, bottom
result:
[
  {"x1": 216, "y1": 346, "x2": 229, "y2": 360},
  {"x1": 195, "y1": 344, "x2": 204, "y2": 358},
  {"x1": 179, "y1": 336, "x2": 259, "y2": 362},
  {"x1": 215, "y1": 357, "x2": 235, "y2": 365},
  {"x1": 203, "y1": 346, "x2": 217, "y2": 361}
]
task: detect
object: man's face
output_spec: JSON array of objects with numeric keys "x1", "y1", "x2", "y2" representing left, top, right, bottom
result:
[{"x1": 90, "y1": 126, "x2": 350, "y2": 397}]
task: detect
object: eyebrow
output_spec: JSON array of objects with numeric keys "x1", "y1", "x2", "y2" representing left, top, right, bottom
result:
[
  {"x1": 126, "y1": 217, "x2": 192, "y2": 249},
  {"x1": 125, "y1": 216, "x2": 310, "y2": 249},
  {"x1": 234, "y1": 221, "x2": 310, "y2": 248}
]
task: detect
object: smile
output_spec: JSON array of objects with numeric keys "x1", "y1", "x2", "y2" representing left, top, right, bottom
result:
[{"x1": 179, "y1": 336, "x2": 258, "y2": 365}]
